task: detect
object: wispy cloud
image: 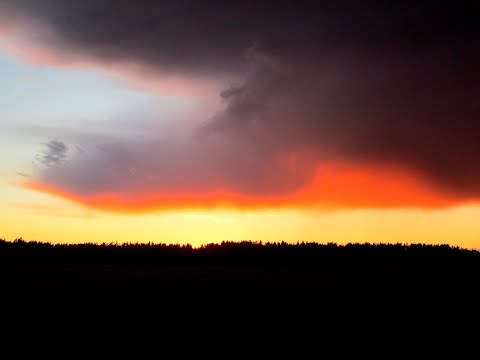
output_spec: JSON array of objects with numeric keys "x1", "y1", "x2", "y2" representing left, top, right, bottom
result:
[{"x1": 35, "y1": 139, "x2": 68, "y2": 167}]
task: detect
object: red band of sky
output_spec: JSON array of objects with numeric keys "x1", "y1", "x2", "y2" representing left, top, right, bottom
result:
[{"x1": 22, "y1": 163, "x2": 459, "y2": 213}]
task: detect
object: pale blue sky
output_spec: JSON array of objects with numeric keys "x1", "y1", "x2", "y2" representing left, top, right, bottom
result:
[
  {"x1": 0, "y1": 52, "x2": 166, "y2": 126},
  {"x1": 0, "y1": 50, "x2": 198, "y2": 179}
]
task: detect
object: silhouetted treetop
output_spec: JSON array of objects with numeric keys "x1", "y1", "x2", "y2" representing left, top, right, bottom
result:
[{"x1": 0, "y1": 238, "x2": 478, "y2": 267}]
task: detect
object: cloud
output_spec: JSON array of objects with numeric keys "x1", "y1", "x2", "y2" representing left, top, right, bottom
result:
[
  {"x1": 35, "y1": 139, "x2": 68, "y2": 167},
  {"x1": 2, "y1": 1, "x2": 476, "y2": 73},
  {"x1": 4, "y1": 1, "x2": 480, "y2": 209},
  {"x1": 208, "y1": 36, "x2": 480, "y2": 198},
  {"x1": 31, "y1": 121, "x2": 312, "y2": 198}
]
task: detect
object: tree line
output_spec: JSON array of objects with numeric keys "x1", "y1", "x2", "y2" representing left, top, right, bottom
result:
[{"x1": 1, "y1": 238, "x2": 478, "y2": 267}]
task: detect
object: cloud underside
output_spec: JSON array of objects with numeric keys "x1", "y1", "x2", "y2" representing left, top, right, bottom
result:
[
  {"x1": 3, "y1": 1, "x2": 480, "y2": 210},
  {"x1": 24, "y1": 161, "x2": 457, "y2": 213}
]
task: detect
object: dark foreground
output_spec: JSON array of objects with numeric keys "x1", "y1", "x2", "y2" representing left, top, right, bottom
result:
[{"x1": 1, "y1": 239, "x2": 479, "y2": 329}]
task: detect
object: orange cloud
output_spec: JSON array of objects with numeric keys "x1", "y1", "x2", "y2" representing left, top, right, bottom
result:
[{"x1": 22, "y1": 162, "x2": 459, "y2": 213}]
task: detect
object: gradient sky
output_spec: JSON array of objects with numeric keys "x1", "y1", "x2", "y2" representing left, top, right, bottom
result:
[{"x1": 1, "y1": 1, "x2": 479, "y2": 248}]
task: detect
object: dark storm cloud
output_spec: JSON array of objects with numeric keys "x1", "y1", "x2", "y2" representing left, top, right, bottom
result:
[
  {"x1": 208, "y1": 38, "x2": 480, "y2": 197},
  {"x1": 4, "y1": 1, "x2": 476, "y2": 74},
  {"x1": 1, "y1": 0, "x2": 315, "y2": 75},
  {"x1": 4, "y1": 0, "x2": 480, "y2": 200}
]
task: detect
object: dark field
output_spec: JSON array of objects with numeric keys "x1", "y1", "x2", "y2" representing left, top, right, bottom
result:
[{"x1": 1, "y1": 239, "x2": 479, "y2": 328}]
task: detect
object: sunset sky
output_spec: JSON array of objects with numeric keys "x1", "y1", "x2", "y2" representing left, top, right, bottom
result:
[{"x1": 1, "y1": 1, "x2": 479, "y2": 248}]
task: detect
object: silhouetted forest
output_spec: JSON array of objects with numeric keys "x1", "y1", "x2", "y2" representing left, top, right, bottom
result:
[
  {"x1": 1, "y1": 238, "x2": 479, "y2": 266},
  {"x1": 1, "y1": 238, "x2": 479, "y2": 326}
]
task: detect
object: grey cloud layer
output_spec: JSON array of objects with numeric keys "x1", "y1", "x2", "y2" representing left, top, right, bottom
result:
[
  {"x1": 4, "y1": 1, "x2": 479, "y2": 200},
  {"x1": 35, "y1": 127, "x2": 312, "y2": 197}
]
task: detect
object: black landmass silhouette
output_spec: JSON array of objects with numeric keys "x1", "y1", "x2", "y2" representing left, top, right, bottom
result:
[{"x1": 1, "y1": 238, "x2": 479, "y2": 329}]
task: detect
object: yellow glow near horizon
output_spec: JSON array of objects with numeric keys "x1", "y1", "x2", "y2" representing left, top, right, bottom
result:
[{"x1": 1, "y1": 183, "x2": 480, "y2": 250}]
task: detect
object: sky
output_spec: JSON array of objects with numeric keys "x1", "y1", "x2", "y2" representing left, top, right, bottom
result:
[{"x1": 1, "y1": 1, "x2": 479, "y2": 248}]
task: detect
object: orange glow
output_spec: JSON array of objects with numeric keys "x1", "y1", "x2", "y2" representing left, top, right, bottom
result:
[
  {"x1": 22, "y1": 162, "x2": 460, "y2": 213},
  {"x1": 299, "y1": 163, "x2": 456, "y2": 209}
]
